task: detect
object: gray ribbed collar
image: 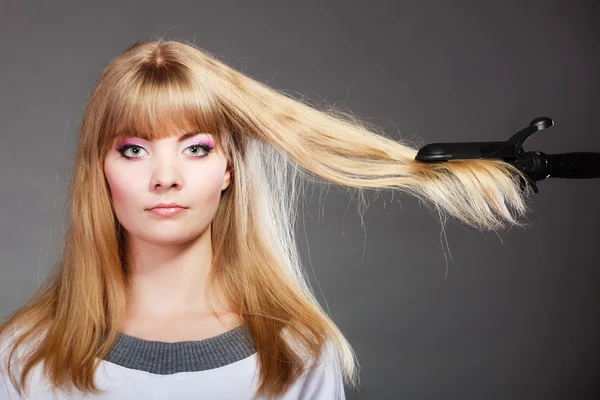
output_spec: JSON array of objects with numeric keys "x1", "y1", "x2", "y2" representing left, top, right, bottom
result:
[{"x1": 102, "y1": 322, "x2": 256, "y2": 375}]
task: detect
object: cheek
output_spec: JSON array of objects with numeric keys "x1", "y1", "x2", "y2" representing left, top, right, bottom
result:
[
  {"x1": 105, "y1": 165, "x2": 138, "y2": 210},
  {"x1": 191, "y1": 165, "x2": 227, "y2": 203},
  {"x1": 108, "y1": 180, "x2": 131, "y2": 207}
]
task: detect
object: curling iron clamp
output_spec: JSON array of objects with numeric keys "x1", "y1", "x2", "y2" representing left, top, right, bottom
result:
[{"x1": 415, "y1": 117, "x2": 600, "y2": 193}]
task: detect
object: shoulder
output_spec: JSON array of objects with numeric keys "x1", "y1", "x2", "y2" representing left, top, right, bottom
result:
[
  {"x1": 0, "y1": 325, "x2": 19, "y2": 365},
  {"x1": 296, "y1": 340, "x2": 346, "y2": 400},
  {"x1": 0, "y1": 324, "x2": 46, "y2": 372},
  {"x1": 0, "y1": 324, "x2": 49, "y2": 399},
  {"x1": 0, "y1": 325, "x2": 22, "y2": 398}
]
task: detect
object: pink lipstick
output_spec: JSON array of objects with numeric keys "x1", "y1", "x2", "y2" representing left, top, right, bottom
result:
[{"x1": 147, "y1": 202, "x2": 188, "y2": 217}]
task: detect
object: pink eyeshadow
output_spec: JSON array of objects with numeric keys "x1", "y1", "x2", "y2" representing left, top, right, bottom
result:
[
  {"x1": 122, "y1": 139, "x2": 144, "y2": 146},
  {"x1": 195, "y1": 138, "x2": 215, "y2": 148}
]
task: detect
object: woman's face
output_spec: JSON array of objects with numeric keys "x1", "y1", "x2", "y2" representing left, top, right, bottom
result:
[{"x1": 103, "y1": 132, "x2": 231, "y2": 245}]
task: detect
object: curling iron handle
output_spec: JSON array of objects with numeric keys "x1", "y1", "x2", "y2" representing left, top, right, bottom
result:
[{"x1": 547, "y1": 152, "x2": 600, "y2": 179}]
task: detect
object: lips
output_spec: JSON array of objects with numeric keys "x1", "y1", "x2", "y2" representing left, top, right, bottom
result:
[
  {"x1": 147, "y1": 202, "x2": 188, "y2": 217},
  {"x1": 149, "y1": 202, "x2": 185, "y2": 210},
  {"x1": 147, "y1": 206, "x2": 187, "y2": 217}
]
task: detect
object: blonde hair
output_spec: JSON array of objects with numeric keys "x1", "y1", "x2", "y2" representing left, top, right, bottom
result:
[{"x1": 0, "y1": 39, "x2": 533, "y2": 399}]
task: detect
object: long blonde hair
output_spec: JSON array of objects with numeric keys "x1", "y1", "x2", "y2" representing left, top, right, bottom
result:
[{"x1": 0, "y1": 39, "x2": 533, "y2": 399}]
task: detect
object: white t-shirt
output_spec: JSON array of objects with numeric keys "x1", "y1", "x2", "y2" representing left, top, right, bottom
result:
[{"x1": 0, "y1": 323, "x2": 346, "y2": 399}]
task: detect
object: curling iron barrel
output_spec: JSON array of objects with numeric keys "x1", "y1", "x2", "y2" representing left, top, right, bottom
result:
[{"x1": 415, "y1": 117, "x2": 600, "y2": 193}]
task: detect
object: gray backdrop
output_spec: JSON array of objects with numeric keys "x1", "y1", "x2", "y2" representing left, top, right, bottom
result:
[{"x1": 1, "y1": 1, "x2": 598, "y2": 398}]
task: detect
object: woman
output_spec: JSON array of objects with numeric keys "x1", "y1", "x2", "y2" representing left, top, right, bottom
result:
[{"x1": 0, "y1": 39, "x2": 531, "y2": 399}]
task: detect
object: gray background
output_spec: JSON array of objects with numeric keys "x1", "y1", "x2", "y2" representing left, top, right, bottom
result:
[{"x1": 1, "y1": 0, "x2": 599, "y2": 398}]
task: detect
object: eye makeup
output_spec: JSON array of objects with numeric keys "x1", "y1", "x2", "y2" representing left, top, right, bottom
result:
[{"x1": 115, "y1": 138, "x2": 215, "y2": 160}]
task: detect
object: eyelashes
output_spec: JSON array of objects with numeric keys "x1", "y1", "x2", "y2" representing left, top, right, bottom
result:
[{"x1": 116, "y1": 143, "x2": 214, "y2": 160}]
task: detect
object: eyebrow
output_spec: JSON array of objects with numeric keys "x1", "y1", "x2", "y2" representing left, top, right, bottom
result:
[
  {"x1": 116, "y1": 131, "x2": 208, "y2": 142},
  {"x1": 177, "y1": 131, "x2": 205, "y2": 142}
]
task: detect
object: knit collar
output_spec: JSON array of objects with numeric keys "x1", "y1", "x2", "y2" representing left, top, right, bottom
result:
[{"x1": 102, "y1": 322, "x2": 256, "y2": 375}]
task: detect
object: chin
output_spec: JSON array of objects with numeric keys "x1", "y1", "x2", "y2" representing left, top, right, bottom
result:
[
  {"x1": 146, "y1": 237, "x2": 194, "y2": 246},
  {"x1": 131, "y1": 229, "x2": 197, "y2": 245}
]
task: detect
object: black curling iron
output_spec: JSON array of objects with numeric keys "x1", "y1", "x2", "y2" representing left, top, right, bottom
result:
[{"x1": 415, "y1": 117, "x2": 600, "y2": 193}]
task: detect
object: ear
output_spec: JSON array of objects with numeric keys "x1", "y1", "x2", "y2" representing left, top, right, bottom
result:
[{"x1": 221, "y1": 163, "x2": 232, "y2": 191}]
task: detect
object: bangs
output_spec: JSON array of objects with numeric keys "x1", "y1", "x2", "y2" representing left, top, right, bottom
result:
[{"x1": 99, "y1": 64, "x2": 229, "y2": 153}]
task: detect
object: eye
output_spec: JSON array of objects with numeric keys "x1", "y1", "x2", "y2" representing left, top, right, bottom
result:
[
  {"x1": 117, "y1": 144, "x2": 147, "y2": 159},
  {"x1": 116, "y1": 143, "x2": 213, "y2": 160},
  {"x1": 184, "y1": 144, "x2": 213, "y2": 158}
]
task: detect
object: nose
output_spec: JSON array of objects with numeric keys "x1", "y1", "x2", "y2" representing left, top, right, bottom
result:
[{"x1": 150, "y1": 157, "x2": 183, "y2": 192}]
